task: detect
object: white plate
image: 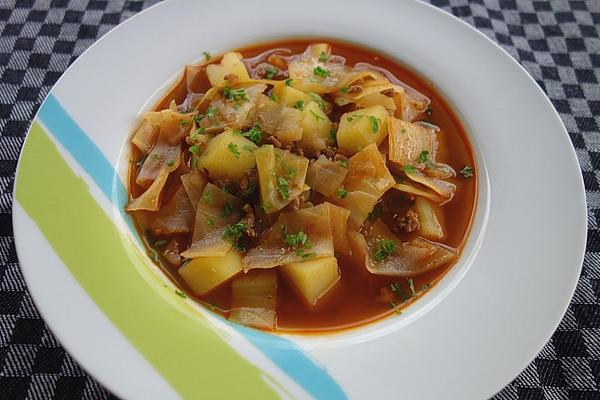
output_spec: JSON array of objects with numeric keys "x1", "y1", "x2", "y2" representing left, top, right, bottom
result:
[{"x1": 12, "y1": 0, "x2": 586, "y2": 399}]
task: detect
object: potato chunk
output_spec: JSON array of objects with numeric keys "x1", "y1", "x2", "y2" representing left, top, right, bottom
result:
[
  {"x1": 229, "y1": 270, "x2": 277, "y2": 330},
  {"x1": 206, "y1": 52, "x2": 250, "y2": 87},
  {"x1": 198, "y1": 129, "x2": 257, "y2": 182},
  {"x1": 414, "y1": 197, "x2": 445, "y2": 240},
  {"x1": 178, "y1": 251, "x2": 242, "y2": 295},
  {"x1": 337, "y1": 105, "x2": 389, "y2": 155},
  {"x1": 299, "y1": 101, "x2": 333, "y2": 155},
  {"x1": 281, "y1": 256, "x2": 340, "y2": 306},
  {"x1": 274, "y1": 84, "x2": 312, "y2": 108}
]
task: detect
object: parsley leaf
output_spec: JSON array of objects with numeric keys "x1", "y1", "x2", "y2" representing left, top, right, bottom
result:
[
  {"x1": 242, "y1": 122, "x2": 262, "y2": 144},
  {"x1": 203, "y1": 51, "x2": 211, "y2": 61},
  {"x1": 220, "y1": 203, "x2": 233, "y2": 218},
  {"x1": 310, "y1": 109, "x2": 324, "y2": 121},
  {"x1": 337, "y1": 158, "x2": 348, "y2": 168},
  {"x1": 294, "y1": 100, "x2": 305, "y2": 110},
  {"x1": 340, "y1": 86, "x2": 349, "y2": 94},
  {"x1": 203, "y1": 191, "x2": 212, "y2": 204},
  {"x1": 206, "y1": 217, "x2": 215, "y2": 225},
  {"x1": 347, "y1": 114, "x2": 364, "y2": 122},
  {"x1": 277, "y1": 176, "x2": 290, "y2": 200},
  {"x1": 227, "y1": 142, "x2": 241, "y2": 158},
  {"x1": 402, "y1": 164, "x2": 417, "y2": 173},
  {"x1": 175, "y1": 290, "x2": 187, "y2": 298},
  {"x1": 374, "y1": 239, "x2": 396, "y2": 261},
  {"x1": 418, "y1": 150, "x2": 430, "y2": 164},
  {"x1": 283, "y1": 229, "x2": 308, "y2": 248},
  {"x1": 313, "y1": 66, "x2": 330, "y2": 78},
  {"x1": 269, "y1": 92, "x2": 279, "y2": 102},
  {"x1": 180, "y1": 119, "x2": 190, "y2": 126},
  {"x1": 336, "y1": 187, "x2": 348, "y2": 199},
  {"x1": 308, "y1": 93, "x2": 326, "y2": 111},
  {"x1": 284, "y1": 78, "x2": 294, "y2": 87},
  {"x1": 265, "y1": 66, "x2": 277, "y2": 79},
  {"x1": 205, "y1": 106, "x2": 216, "y2": 119},
  {"x1": 318, "y1": 52, "x2": 329, "y2": 62},
  {"x1": 460, "y1": 165, "x2": 474, "y2": 178},
  {"x1": 189, "y1": 144, "x2": 201, "y2": 168},
  {"x1": 166, "y1": 160, "x2": 174, "y2": 167},
  {"x1": 223, "y1": 86, "x2": 249, "y2": 102},
  {"x1": 368, "y1": 116, "x2": 380, "y2": 133}
]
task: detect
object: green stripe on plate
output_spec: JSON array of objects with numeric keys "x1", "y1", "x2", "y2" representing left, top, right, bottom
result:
[{"x1": 16, "y1": 122, "x2": 279, "y2": 399}]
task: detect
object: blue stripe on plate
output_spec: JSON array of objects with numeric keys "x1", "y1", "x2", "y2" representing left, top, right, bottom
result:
[{"x1": 36, "y1": 92, "x2": 347, "y2": 400}]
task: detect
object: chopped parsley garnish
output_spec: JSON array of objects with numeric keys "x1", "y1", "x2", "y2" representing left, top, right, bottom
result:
[
  {"x1": 294, "y1": 100, "x2": 305, "y2": 110},
  {"x1": 285, "y1": 167, "x2": 296, "y2": 178},
  {"x1": 180, "y1": 119, "x2": 189, "y2": 126},
  {"x1": 189, "y1": 144, "x2": 201, "y2": 168},
  {"x1": 269, "y1": 92, "x2": 279, "y2": 102},
  {"x1": 206, "y1": 217, "x2": 215, "y2": 225},
  {"x1": 194, "y1": 113, "x2": 204, "y2": 124},
  {"x1": 240, "y1": 181, "x2": 257, "y2": 198},
  {"x1": 205, "y1": 106, "x2": 216, "y2": 119},
  {"x1": 151, "y1": 154, "x2": 160, "y2": 160},
  {"x1": 421, "y1": 283, "x2": 431, "y2": 291},
  {"x1": 227, "y1": 142, "x2": 241, "y2": 158},
  {"x1": 284, "y1": 78, "x2": 294, "y2": 87},
  {"x1": 346, "y1": 114, "x2": 364, "y2": 122},
  {"x1": 242, "y1": 122, "x2": 262, "y2": 144},
  {"x1": 202, "y1": 191, "x2": 212, "y2": 204},
  {"x1": 223, "y1": 86, "x2": 249, "y2": 102},
  {"x1": 313, "y1": 66, "x2": 330, "y2": 78},
  {"x1": 265, "y1": 66, "x2": 278, "y2": 79},
  {"x1": 223, "y1": 222, "x2": 247, "y2": 241},
  {"x1": 203, "y1": 51, "x2": 211, "y2": 61},
  {"x1": 389, "y1": 301, "x2": 402, "y2": 314},
  {"x1": 368, "y1": 116, "x2": 380, "y2": 133},
  {"x1": 318, "y1": 51, "x2": 329, "y2": 62},
  {"x1": 336, "y1": 187, "x2": 348, "y2": 199},
  {"x1": 337, "y1": 158, "x2": 348, "y2": 168},
  {"x1": 403, "y1": 164, "x2": 417, "y2": 173},
  {"x1": 243, "y1": 144, "x2": 255, "y2": 152},
  {"x1": 166, "y1": 160, "x2": 174, "y2": 167},
  {"x1": 277, "y1": 176, "x2": 290, "y2": 200},
  {"x1": 308, "y1": 93, "x2": 326, "y2": 111},
  {"x1": 301, "y1": 252, "x2": 316, "y2": 260},
  {"x1": 368, "y1": 204, "x2": 384, "y2": 220},
  {"x1": 460, "y1": 165, "x2": 474, "y2": 178},
  {"x1": 283, "y1": 229, "x2": 308, "y2": 248},
  {"x1": 374, "y1": 239, "x2": 396, "y2": 262},
  {"x1": 340, "y1": 86, "x2": 350, "y2": 94},
  {"x1": 175, "y1": 290, "x2": 187, "y2": 298},
  {"x1": 191, "y1": 127, "x2": 206, "y2": 140},
  {"x1": 310, "y1": 109, "x2": 324, "y2": 121},
  {"x1": 220, "y1": 202, "x2": 233, "y2": 218},
  {"x1": 418, "y1": 150, "x2": 430, "y2": 164}
]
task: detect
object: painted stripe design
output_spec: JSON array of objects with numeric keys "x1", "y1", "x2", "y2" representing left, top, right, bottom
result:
[{"x1": 18, "y1": 93, "x2": 346, "y2": 399}]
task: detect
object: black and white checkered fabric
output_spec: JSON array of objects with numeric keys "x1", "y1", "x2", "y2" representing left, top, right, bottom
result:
[{"x1": 0, "y1": 0, "x2": 598, "y2": 398}]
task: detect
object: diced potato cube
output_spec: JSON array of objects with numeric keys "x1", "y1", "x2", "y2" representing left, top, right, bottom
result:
[
  {"x1": 414, "y1": 197, "x2": 445, "y2": 240},
  {"x1": 206, "y1": 52, "x2": 250, "y2": 87},
  {"x1": 274, "y1": 85, "x2": 312, "y2": 108},
  {"x1": 337, "y1": 105, "x2": 389, "y2": 156},
  {"x1": 229, "y1": 270, "x2": 277, "y2": 330},
  {"x1": 178, "y1": 251, "x2": 242, "y2": 295},
  {"x1": 281, "y1": 256, "x2": 340, "y2": 306},
  {"x1": 299, "y1": 101, "x2": 333, "y2": 155},
  {"x1": 198, "y1": 130, "x2": 257, "y2": 182}
]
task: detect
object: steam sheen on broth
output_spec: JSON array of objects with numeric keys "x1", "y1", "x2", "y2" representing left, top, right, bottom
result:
[{"x1": 126, "y1": 39, "x2": 476, "y2": 332}]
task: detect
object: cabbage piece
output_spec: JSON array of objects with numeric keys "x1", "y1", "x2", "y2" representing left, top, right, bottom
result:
[
  {"x1": 392, "y1": 183, "x2": 446, "y2": 204},
  {"x1": 424, "y1": 163, "x2": 456, "y2": 179},
  {"x1": 136, "y1": 133, "x2": 181, "y2": 188},
  {"x1": 151, "y1": 186, "x2": 194, "y2": 235},
  {"x1": 305, "y1": 156, "x2": 348, "y2": 197},
  {"x1": 413, "y1": 197, "x2": 444, "y2": 240},
  {"x1": 343, "y1": 143, "x2": 395, "y2": 197},
  {"x1": 404, "y1": 169, "x2": 456, "y2": 202},
  {"x1": 322, "y1": 202, "x2": 352, "y2": 256},
  {"x1": 242, "y1": 204, "x2": 335, "y2": 270},
  {"x1": 180, "y1": 172, "x2": 208, "y2": 209},
  {"x1": 334, "y1": 80, "x2": 397, "y2": 111},
  {"x1": 143, "y1": 109, "x2": 195, "y2": 145},
  {"x1": 229, "y1": 269, "x2": 277, "y2": 330},
  {"x1": 255, "y1": 145, "x2": 309, "y2": 214},
  {"x1": 126, "y1": 167, "x2": 170, "y2": 211},
  {"x1": 388, "y1": 117, "x2": 437, "y2": 166},
  {"x1": 181, "y1": 183, "x2": 243, "y2": 258},
  {"x1": 298, "y1": 101, "x2": 333, "y2": 155},
  {"x1": 163, "y1": 238, "x2": 181, "y2": 267},
  {"x1": 331, "y1": 190, "x2": 378, "y2": 230},
  {"x1": 254, "y1": 95, "x2": 303, "y2": 144},
  {"x1": 348, "y1": 220, "x2": 456, "y2": 277},
  {"x1": 212, "y1": 83, "x2": 267, "y2": 130},
  {"x1": 206, "y1": 52, "x2": 250, "y2": 87},
  {"x1": 131, "y1": 120, "x2": 159, "y2": 153}
]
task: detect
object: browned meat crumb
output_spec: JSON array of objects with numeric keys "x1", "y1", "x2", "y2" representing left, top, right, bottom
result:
[
  {"x1": 224, "y1": 73, "x2": 239, "y2": 82},
  {"x1": 286, "y1": 143, "x2": 304, "y2": 157},
  {"x1": 380, "y1": 88, "x2": 396, "y2": 97},
  {"x1": 393, "y1": 209, "x2": 420, "y2": 233},
  {"x1": 267, "y1": 135, "x2": 283, "y2": 148},
  {"x1": 241, "y1": 204, "x2": 257, "y2": 238},
  {"x1": 322, "y1": 146, "x2": 337, "y2": 160},
  {"x1": 214, "y1": 177, "x2": 238, "y2": 194},
  {"x1": 286, "y1": 196, "x2": 301, "y2": 211},
  {"x1": 348, "y1": 85, "x2": 362, "y2": 94}
]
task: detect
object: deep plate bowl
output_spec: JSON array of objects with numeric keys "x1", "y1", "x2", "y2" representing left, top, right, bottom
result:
[{"x1": 12, "y1": 1, "x2": 586, "y2": 399}]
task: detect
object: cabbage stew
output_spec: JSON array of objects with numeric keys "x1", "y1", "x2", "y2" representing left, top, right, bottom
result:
[{"x1": 126, "y1": 39, "x2": 476, "y2": 332}]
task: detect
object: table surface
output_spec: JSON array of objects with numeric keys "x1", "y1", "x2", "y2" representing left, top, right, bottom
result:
[{"x1": 0, "y1": 0, "x2": 599, "y2": 399}]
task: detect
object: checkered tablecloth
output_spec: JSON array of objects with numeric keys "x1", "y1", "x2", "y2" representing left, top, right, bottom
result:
[{"x1": 0, "y1": 0, "x2": 598, "y2": 398}]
